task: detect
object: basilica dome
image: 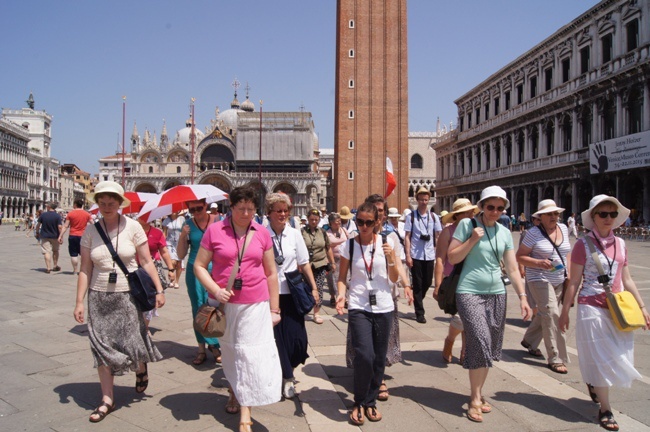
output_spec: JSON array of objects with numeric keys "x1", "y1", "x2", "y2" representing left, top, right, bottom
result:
[
  {"x1": 174, "y1": 118, "x2": 205, "y2": 147},
  {"x1": 218, "y1": 108, "x2": 242, "y2": 135}
]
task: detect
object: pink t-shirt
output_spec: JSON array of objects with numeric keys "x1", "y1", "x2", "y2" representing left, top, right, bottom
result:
[
  {"x1": 145, "y1": 227, "x2": 166, "y2": 260},
  {"x1": 201, "y1": 219, "x2": 272, "y2": 304}
]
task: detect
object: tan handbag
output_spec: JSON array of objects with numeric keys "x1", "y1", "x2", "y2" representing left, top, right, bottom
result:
[{"x1": 193, "y1": 230, "x2": 254, "y2": 337}]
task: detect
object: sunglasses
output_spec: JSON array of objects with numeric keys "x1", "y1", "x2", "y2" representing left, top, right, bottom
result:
[
  {"x1": 541, "y1": 212, "x2": 561, "y2": 217},
  {"x1": 188, "y1": 206, "x2": 205, "y2": 213},
  {"x1": 596, "y1": 211, "x2": 619, "y2": 219},
  {"x1": 485, "y1": 205, "x2": 505, "y2": 212},
  {"x1": 274, "y1": 209, "x2": 290, "y2": 214},
  {"x1": 356, "y1": 218, "x2": 376, "y2": 228}
]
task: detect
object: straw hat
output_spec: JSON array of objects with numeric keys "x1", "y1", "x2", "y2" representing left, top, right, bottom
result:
[
  {"x1": 88, "y1": 181, "x2": 131, "y2": 208},
  {"x1": 532, "y1": 199, "x2": 565, "y2": 218},
  {"x1": 477, "y1": 185, "x2": 509, "y2": 210},
  {"x1": 339, "y1": 206, "x2": 354, "y2": 220},
  {"x1": 415, "y1": 187, "x2": 431, "y2": 197},
  {"x1": 581, "y1": 195, "x2": 630, "y2": 231},
  {"x1": 441, "y1": 198, "x2": 479, "y2": 224},
  {"x1": 387, "y1": 207, "x2": 401, "y2": 218}
]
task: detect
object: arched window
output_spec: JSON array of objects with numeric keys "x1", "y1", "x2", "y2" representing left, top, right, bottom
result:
[
  {"x1": 176, "y1": 166, "x2": 181, "y2": 173},
  {"x1": 410, "y1": 153, "x2": 423, "y2": 169},
  {"x1": 148, "y1": 166, "x2": 153, "y2": 174}
]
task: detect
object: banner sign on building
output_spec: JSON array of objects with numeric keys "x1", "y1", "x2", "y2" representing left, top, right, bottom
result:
[{"x1": 589, "y1": 130, "x2": 650, "y2": 174}]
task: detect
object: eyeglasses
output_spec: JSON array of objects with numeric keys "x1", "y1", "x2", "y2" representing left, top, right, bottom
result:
[
  {"x1": 541, "y1": 212, "x2": 561, "y2": 217},
  {"x1": 188, "y1": 206, "x2": 205, "y2": 213},
  {"x1": 274, "y1": 209, "x2": 290, "y2": 214},
  {"x1": 596, "y1": 211, "x2": 619, "y2": 219},
  {"x1": 356, "y1": 218, "x2": 376, "y2": 228},
  {"x1": 485, "y1": 205, "x2": 505, "y2": 212}
]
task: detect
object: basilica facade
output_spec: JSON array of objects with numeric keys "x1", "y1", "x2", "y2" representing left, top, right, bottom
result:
[
  {"x1": 103, "y1": 88, "x2": 323, "y2": 216},
  {"x1": 434, "y1": 0, "x2": 650, "y2": 222}
]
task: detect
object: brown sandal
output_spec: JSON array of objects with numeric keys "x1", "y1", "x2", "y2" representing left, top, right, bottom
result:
[
  {"x1": 378, "y1": 381, "x2": 389, "y2": 401},
  {"x1": 135, "y1": 364, "x2": 148, "y2": 393},
  {"x1": 480, "y1": 397, "x2": 492, "y2": 414},
  {"x1": 467, "y1": 402, "x2": 483, "y2": 423},
  {"x1": 226, "y1": 389, "x2": 240, "y2": 414},
  {"x1": 548, "y1": 363, "x2": 568, "y2": 374},
  {"x1": 210, "y1": 346, "x2": 222, "y2": 364},
  {"x1": 365, "y1": 405, "x2": 382, "y2": 422},
  {"x1": 442, "y1": 337, "x2": 454, "y2": 363},
  {"x1": 192, "y1": 352, "x2": 207, "y2": 365},
  {"x1": 349, "y1": 405, "x2": 364, "y2": 425},
  {"x1": 89, "y1": 401, "x2": 115, "y2": 423},
  {"x1": 239, "y1": 420, "x2": 253, "y2": 432}
]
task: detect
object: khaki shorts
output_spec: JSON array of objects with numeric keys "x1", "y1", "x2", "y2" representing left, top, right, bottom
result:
[{"x1": 40, "y1": 238, "x2": 60, "y2": 254}]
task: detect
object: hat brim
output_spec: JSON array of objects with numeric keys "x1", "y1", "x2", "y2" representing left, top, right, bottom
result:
[
  {"x1": 532, "y1": 206, "x2": 565, "y2": 218},
  {"x1": 339, "y1": 214, "x2": 353, "y2": 220},
  {"x1": 441, "y1": 205, "x2": 479, "y2": 225},
  {"x1": 87, "y1": 192, "x2": 131, "y2": 209},
  {"x1": 581, "y1": 197, "x2": 630, "y2": 231},
  {"x1": 477, "y1": 196, "x2": 510, "y2": 210}
]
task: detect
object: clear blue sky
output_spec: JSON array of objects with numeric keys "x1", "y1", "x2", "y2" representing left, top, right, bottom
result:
[{"x1": 1, "y1": 0, "x2": 598, "y2": 174}]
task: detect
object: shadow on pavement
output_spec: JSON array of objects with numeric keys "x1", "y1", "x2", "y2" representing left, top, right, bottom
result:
[{"x1": 492, "y1": 391, "x2": 594, "y2": 425}]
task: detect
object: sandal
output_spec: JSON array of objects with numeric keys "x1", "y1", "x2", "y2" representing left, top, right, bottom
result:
[
  {"x1": 349, "y1": 404, "x2": 365, "y2": 425},
  {"x1": 210, "y1": 346, "x2": 222, "y2": 364},
  {"x1": 587, "y1": 384, "x2": 600, "y2": 404},
  {"x1": 599, "y1": 410, "x2": 619, "y2": 431},
  {"x1": 226, "y1": 389, "x2": 240, "y2": 414},
  {"x1": 365, "y1": 405, "x2": 382, "y2": 422},
  {"x1": 313, "y1": 314, "x2": 324, "y2": 324},
  {"x1": 192, "y1": 352, "x2": 207, "y2": 366},
  {"x1": 521, "y1": 340, "x2": 543, "y2": 357},
  {"x1": 548, "y1": 363, "x2": 568, "y2": 374},
  {"x1": 89, "y1": 401, "x2": 115, "y2": 423},
  {"x1": 378, "y1": 382, "x2": 389, "y2": 401},
  {"x1": 467, "y1": 402, "x2": 484, "y2": 423},
  {"x1": 239, "y1": 420, "x2": 253, "y2": 432},
  {"x1": 135, "y1": 364, "x2": 148, "y2": 393},
  {"x1": 480, "y1": 397, "x2": 492, "y2": 414},
  {"x1": 442, "y1": 337, "x2": 454, "y2": 363}
]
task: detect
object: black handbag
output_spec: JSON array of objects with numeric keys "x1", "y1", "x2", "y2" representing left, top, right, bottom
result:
[
  {"x1": 95, "y1": 221, "x2": 157, "y2": 311},
  {"x1": 437, "y1": 219, "x2": 477, "y2": 315},
  {"x1": 285, "y1": 269, "x2": 315, "y2": 315}
]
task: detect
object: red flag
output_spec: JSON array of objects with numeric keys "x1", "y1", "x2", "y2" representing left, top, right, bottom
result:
[{"x1": 385, "y1": 157, "x2": 396, "y2": 198}]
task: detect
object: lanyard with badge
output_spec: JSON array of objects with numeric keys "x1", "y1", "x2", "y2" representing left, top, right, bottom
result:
[
  {"x1": 271, "y1": 227, "x2": 285, "y2": 266},
  {"x1": 481, "y1": 214, "x2": 511, "y2": 286},
  {"x1": 104, "y1": 218, "x2": 120, "y2": 284},
  {"x1": 232, "y1": 218, "x2": 252, "y2": 290},
  {"x1": 360, "y1": 235, "x2": 377, "y2": 306}
]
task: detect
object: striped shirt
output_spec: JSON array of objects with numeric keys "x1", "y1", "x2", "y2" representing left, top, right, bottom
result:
[{"x1": 521, "y1": 224, "x2": 570, "y2": 285}]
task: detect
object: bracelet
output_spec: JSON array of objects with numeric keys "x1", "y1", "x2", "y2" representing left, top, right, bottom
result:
[
  {"x1": 387, "y1": 261, "x2": 395, "y2": 267},
  {"x1": 518, "y1": 293, "x2": 527, "y2": 298},
  {"x1": 168, "y1": 268, "x2": 175, "y2": 272},
  {"x1": 270, "y1": 308, "x2": 281, "y2": 314},
  {"x1": 156, "y1": 291, "x2": 165, "y2": 295},
  {"x1": 640, "y1": 305, "x2": 646, "y2": 309}
]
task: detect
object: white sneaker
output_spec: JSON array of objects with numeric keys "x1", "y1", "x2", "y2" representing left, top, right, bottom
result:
[{"x1": 282, "y1": 378, "x2": 296, "y2": 399}]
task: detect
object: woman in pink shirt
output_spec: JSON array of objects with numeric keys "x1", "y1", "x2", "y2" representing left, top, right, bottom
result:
[{"x1": 194, "y1": 186, "x2": 281, "y2": 432}]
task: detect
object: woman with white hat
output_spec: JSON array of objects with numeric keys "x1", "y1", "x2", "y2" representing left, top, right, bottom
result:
[
  {"x1": 433, "y1": 198, "x2": 479, "y2": 364},
  {"x1": 73, "y1": 181, "x2": 165, "y2": 422},
  {"x1": 560, "y1": 195, "x2": 650, "y2": 431},
  {"x1": 516, "y1": 199, "x2": 571, "y2": 374},
  {"x1": 447, "y1": 185, "x2": 532, "y2": 423}
]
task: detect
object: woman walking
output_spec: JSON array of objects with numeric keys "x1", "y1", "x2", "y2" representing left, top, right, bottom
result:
[
  {"x1": 73, "y1": 181, "x2": 165, "y2": 423},
  {"x1": 194, "y1": 186, "x2": 282, "y2": 432},
  {"x1": 265, "y1": 193, "x2": 318, "y2": 398},
  {"x1": 302, "y1": 208, "x2": 336, "y2": 323},
  {"x1": 177, "y1": 200, "x2": 221, "y2": 365},
  {"x1": 336, "y1": 201, "x2": 400, "y2": 425},
  {"x1": 560, "y1": 195, "x2": 650, "y2": 431},
  {"x1": 516, "y1": 199, "x2": 571, "y2": 374},
  {"x1": 433, "y1": 198, "x2": 478, "y2": 364},
  {"x1": 326, "y1": 212, "x2": 350, "y2": 306},
  {"x1": 162, "y1": 212, "x2": 185, "y2": 288},
  {"x1": 448, "y1": 185, "x2": 531, "y2": 423}
]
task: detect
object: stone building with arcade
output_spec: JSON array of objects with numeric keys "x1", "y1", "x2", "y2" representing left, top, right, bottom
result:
[
  {"x1": 433, "y1": 0, "x2": 650, "y2": 222},
  {"x1": 106, "y1": 87, "x2": 323, "y2": 216}
]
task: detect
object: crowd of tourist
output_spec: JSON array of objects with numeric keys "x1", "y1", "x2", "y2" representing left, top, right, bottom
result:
[{"x1": 11, "y1": 179, "x2": 650, "y2": 431}]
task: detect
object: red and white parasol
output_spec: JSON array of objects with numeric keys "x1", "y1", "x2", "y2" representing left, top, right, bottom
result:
[
  {"x1": 137, "y1": 184, "x2": 228, "y2": 223},
  {"x1": 89, "y1": 191, "x2": 157, "y2": 215}
]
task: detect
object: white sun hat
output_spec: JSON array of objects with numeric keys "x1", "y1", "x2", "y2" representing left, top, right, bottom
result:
[{"x1": 581, "y1": 195, "x2": 630, "y2": 231}]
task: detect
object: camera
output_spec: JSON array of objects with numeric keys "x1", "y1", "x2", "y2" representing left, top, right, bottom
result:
[
  {"x1": 501, "y1": 275, "x2": 511, "y2": 286},
  {"x1": 597, "y1": 274, "x2": 611, "y2": 285},
  {"x1": 419, "y1": 234, "x2": 431, "y2": 242},
  {"x1": 234, "y1": 278, "x2": 243, "y2": 290},
  {"x1": 325, "y1": 263, "x2": 333, "y2": 272},
  {"x1": 275, "y1": 256, "x2": 285, "y2": 266}
]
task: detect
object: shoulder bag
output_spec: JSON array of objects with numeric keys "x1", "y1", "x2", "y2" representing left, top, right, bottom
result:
[
  {"x1": 271, "y1": 232, "x2": 316, "y2": 316},
  {"x1": 193, "y1": 229, "x2": 255, "y2": 337},
  {"x1": 437, "y1": 219, "x2": 477, "y2": 315},
  {"x1": 537, "y1": 225, "x2": 573, "y2": 307},
  {"x1": 95, "y1": 221, "x2": 158, "y2": 312},
  {"x1": 584, "y1": 236, "x2": 644, "y2": 331}
]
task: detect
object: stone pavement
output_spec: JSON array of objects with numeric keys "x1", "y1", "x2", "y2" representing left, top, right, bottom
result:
[{"x1": 0, "y1": 224, "x2": 649, "y2": 431}]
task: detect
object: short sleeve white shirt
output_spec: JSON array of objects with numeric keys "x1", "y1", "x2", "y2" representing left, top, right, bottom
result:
[{"x1": 267, "y1": 224, "x2": 310, "y2": 295}]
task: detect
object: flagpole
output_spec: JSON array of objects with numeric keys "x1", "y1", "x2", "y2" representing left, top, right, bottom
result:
[{"x1": 121, "y1": 96, "x2": 126, "y2": 188}]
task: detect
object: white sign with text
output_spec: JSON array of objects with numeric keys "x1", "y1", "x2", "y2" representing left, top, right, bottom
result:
[{"x1": 589, "y1": 130, "x2": 650, "y2": 174}]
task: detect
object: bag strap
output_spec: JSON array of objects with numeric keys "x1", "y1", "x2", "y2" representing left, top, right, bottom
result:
[
  {"x1": 95, "y1": 221, "x2": 130, "y2": 276},
  {"x1": 450, "y1": 218, "x2": 477, "y2": 276},
  {"x1": 225, "y1": 229, "x2": 255, "y2": 292},
  {"x1": 584, "y1": 236, "x2": 611, "y2": 293},
  {"x1": 538, "y1": 226, "x2": 568, "y2": 278}
]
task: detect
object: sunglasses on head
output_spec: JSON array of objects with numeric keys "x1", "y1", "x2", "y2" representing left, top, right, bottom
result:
[
  {"x1": 485, "y1": 205, "x2": 505, "y2": 212},
  {"x1": 309, "y1": 210, "x2": 320, "y2": 215},
  {"x1": 356, "y1": 218, "x2": 376, "y2": 228},
  {"x1": 596, "y1": 211, "x2": 619, "y2": 219},
  {"x1": 188, "y1": 205, "x2": 205, "y2": 213}
]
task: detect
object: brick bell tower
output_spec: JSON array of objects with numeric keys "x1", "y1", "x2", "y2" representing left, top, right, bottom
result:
[{"x1": 334, "y1": 0, "x2": 409, "y2": 211}]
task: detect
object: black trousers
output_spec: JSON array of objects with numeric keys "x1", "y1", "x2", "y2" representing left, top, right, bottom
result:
[
  {"x1": 411, "y1": 259, "x2": 434, "y2": 317},
  {"x1": 348, "y1": 309, "x2": 392, "y2": 407},
  {"x1": 274, "y1": 294, "x2": 309, "y2": 379}
]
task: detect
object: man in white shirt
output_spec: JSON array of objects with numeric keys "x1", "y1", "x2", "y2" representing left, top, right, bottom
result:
[{"x1": 404, "y1": 188, "x2": 442, "y2": 323}]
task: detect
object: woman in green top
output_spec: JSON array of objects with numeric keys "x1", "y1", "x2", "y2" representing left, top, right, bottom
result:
[
  {"x1": 448, "y1": 186, "x2": 531, "y2": 424},
  {"x1": 177, "y1": 199, "x2": 221, "y2": 366},
  {"x1": 302, "y1": 208, "x2": 336, "y2": 324}
]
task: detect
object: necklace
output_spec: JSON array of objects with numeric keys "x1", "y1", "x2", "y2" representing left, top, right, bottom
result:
[{"x1": 194, "y1": 215, "x2": 209, "y2": 233}]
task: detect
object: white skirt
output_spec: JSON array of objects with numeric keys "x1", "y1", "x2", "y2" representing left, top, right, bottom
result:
[
  {"x1": 576, "y1": 304, "x2": 640, "y2": 388},
  {"x1": 217, "y1": 299, "x2": 282, "y2": 406}
]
